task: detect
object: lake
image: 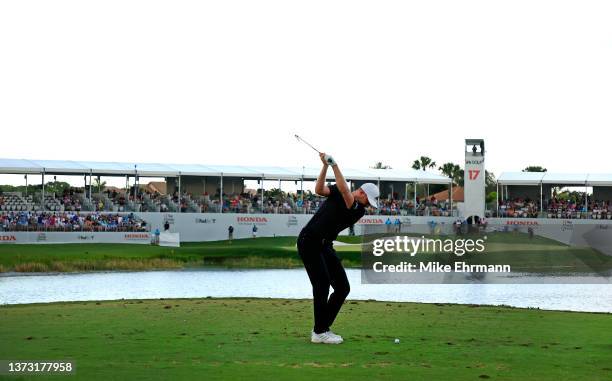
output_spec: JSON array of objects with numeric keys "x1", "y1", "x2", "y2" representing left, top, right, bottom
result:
[{"x1": 1, "y1": 269, "x2": 611, "y2": 313}]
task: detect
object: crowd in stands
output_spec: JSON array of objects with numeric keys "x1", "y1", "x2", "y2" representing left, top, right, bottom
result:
[
  {"x1": 21, "y1": 188, "x2": 611, "y2": 220},
  {"x1": 213, "y1": 192, "x2": 326, "y2": 214},
  {"x1": 59, "y1": 188, "x2": 83, "y2": 211},
  {"x1": 372, "y1": 196, "x2": 453, "y2": 217},
  {"x1": 3, "y1": 188, "x2": 457, "y2": 216},
  {"x1": 186, "y1": 191, "x2": 454, "y2": 217},
  {"x1": 546, "y1": 198, "x2": 611, "y2": 219},
  {"x1": 497, "y1": 198, "x2": 540, "y2": 218},
  {"x1": 497, "y1": 197, "x2": 612, "y2": 219},
  {"x1": 168, "y1": 191, "x2": 328, "y2": 214},
  {"x1": 414, "y1": 196, "x2": 454, "y2": 217},
  {"x1": 4, "y1": 184, "x2": 459, "y2": 216},
  {"x1": 10, "y1": 187, "x2": 612, "y2": 220},
  {"x1": 0, "y1": 211, "x2": 149, "y2": 232}
]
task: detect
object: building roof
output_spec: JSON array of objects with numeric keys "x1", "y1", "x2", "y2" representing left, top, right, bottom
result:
[
  {"x1": 428, "y1": 186, "x2": 464, "y2": 202},
  {"x1": 498, "y1": 172, "x2": 612, "y2": 186},
  {"x1": 0, "y1": 158, "x2": 452, "y2": 184},
  {"x1": 146, "y1": 182, "x2": 167, "y2": 194}
]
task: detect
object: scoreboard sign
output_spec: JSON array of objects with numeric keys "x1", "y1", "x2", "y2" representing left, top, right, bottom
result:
[{"x1": 464, "y1": 139, "x2": 486, "y2": 220}]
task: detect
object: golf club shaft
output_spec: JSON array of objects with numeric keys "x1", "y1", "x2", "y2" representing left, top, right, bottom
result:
[{"x1": 295, "y1": 135, "x2": 321, "y2": 154}]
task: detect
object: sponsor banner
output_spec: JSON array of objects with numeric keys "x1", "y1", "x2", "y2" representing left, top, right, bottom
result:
[
  {"x1": 138, "y1": 214, "x2": 457, "y2": 242},
  {"x1": 488, "y1": 218, "x2": 612, "y2": 247},
  {"x1": 2, "y1": 214, "x2": 455, "y2": 244},
  {"x1": 0, "y1": 234, "x2": 17, "y2": 242},
  {"x1": 159, "y1": 232, "x2": 180, "y2": 247},
  {"x1": 124, "y1": 233, "x2": 150, "y2": 242},
  {"x1": 357, "y1": 216, "x2": 426, "y2": 225},
  {"x1": 286, "y1": 216, "x2": 298, "y2": 227},
  {"x1": 195, "y1": 217, "x2": 217, "y2": 224},
  {"x1": 505, "y1": 220, "x2": 539, "y2": 226},
  {"x1": 358, "y1": 217, "x2": 385, "y2": 225},
  {"x1": 236, "y1": 216, "x2": 268, "y2": 225},
  {"x1": 5, "y1": 213, "x2": 612, "y2": 245},
  {"x1": 0, "y1": 232, "x2": 151, "y2": 244},
  {"x1": 163, "y1": 214, "x2": 175, "y2": 224},
  {"x1": 140, "y1": 213, "x2": 311, "y2": 242},
  {"x1": 1, "y1": 213, "x2": 308, "y2": 243}
]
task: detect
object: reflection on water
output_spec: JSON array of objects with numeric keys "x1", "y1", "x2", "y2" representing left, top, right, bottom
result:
[{"x1": 1, "y1": 269, "x2": 611, "y2": 313}]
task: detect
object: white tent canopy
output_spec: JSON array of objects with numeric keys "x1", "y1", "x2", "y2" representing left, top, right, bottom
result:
[
  {"x1": 584, "y1": 174, "x2": 612, "y2": 187},
  {"x1": 497, "y1": 172, "x2": 546, "y2": 186},
  {"x1": 498, "y1": 172, "x2": 612, "y2": 187},
  {"x1": 0, "y1": 158, "x2": 452, "y2": 184}
]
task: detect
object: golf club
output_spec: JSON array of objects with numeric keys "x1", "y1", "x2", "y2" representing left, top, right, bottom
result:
[
  {"x1": 294, "y1": 134, "x2": 336, "y2": 165},
  {"x1": 294, "y1": 134, "x2": 321, "y2": 153}
]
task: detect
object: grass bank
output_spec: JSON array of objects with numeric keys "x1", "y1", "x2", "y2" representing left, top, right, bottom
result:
[
  {"x1": 0, "y1": 234, "x2": 610, "y2": 273},
  {"x1": 0, "y1": 237, "x2": 313, "y2": 273},
  {"x1": 0, "y1": 298, "x2": 610, "y2": 380}
]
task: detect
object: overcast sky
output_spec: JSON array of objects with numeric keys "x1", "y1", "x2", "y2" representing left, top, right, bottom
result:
[{"x1": 1, "y1": 1, "x2": 611, "y2": 187}]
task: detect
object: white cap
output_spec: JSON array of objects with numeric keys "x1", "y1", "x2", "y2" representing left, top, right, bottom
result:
[{"x1": 360, "y1": 183, "x2": 380, "y2": 208}]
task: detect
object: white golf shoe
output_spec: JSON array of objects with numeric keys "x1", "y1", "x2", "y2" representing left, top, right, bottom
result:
[
  {"x1": 311, "y1": 331, "x2": 343, "y2": 344},
  {"x1": 325, "y1": 330, "x2": 343, "y2": 342}
]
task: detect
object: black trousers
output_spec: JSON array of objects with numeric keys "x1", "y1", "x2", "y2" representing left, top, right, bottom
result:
[{"x1": 297, "y1": 231, "x2": 350, "y2": 334}]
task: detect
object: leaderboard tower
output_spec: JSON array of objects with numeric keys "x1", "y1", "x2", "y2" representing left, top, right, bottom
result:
[{"x1": 463, "y1": 139, "x2": 486, "y2": 221}]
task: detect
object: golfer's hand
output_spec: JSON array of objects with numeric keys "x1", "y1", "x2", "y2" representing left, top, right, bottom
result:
[
  {"x1": 320, "y1": 152, "x2": 337, "y2": 166},
  {"x1": 319, "y1": 152, "x2": 328, "y2": 166}
]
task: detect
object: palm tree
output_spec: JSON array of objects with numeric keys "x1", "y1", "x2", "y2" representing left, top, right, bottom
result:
[
  {"x1": 94, "y1": 176, "x2": 107, "y2": 194},
  {"x1": 438, "y1": 162, "x2": 463, "y2": 186},
  {"x1": 411, "y1": 156, "x2": 436, "y2": 198},
  {"x1": 411, "y1": 156, "x2": 437, "y2": 171}
]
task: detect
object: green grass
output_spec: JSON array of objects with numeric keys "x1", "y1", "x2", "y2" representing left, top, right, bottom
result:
[
  {"x1": 0, "y1": 237, "x2": 304, "y2": 272},
  {"x1": 0, "y1": 233, "x2": 610, "y2": 273},
  {"x1": 0, "y1": 298, "x2": 610, "y2": 380},
  {"x1": 0, "y1": 237, "x2": 364, "y2": 273}
]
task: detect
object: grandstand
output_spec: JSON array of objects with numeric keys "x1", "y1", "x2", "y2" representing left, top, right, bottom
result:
[
  {"x1": 3, "y1": 157, "x2": 612, "y2": 224},
  {"x1": 497, "y1": 172, "x2": 612, "y2": 219},
  {"x1": 0, "y1": 158, "x2": 454, "y2": 216}
]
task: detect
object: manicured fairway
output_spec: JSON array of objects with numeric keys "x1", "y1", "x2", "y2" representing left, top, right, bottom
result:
[{"x1": 0, "y1": 298, "x2": 610, "y2": 380}]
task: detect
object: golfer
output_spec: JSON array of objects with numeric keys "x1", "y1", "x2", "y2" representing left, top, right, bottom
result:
[{"x1": 298, "y1": 152, "x2": 379, "y2": 344}]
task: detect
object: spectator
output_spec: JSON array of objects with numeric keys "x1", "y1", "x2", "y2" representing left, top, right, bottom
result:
[
  {"x1": 228, "y1": 225, "x2": 234, "y2": 243},
  {"x1": 154, "y1": 227, "x2": 160, "y2": 245}
]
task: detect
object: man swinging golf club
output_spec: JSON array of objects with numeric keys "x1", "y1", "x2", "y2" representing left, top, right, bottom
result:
[{"x1": 297, "y1": 151, "x2": 379, "y2": 344}]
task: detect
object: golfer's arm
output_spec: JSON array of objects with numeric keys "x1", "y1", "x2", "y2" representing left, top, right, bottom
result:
[
  {"x1": 315, "y1": 164, "x2": 330, "y2": 196},
  {"x1": 331, "y1": 165, "x2": 355, "y2": 208}
]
